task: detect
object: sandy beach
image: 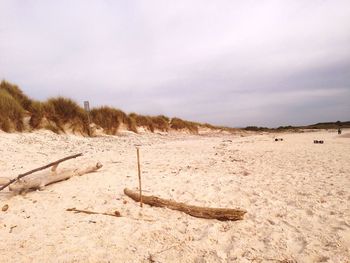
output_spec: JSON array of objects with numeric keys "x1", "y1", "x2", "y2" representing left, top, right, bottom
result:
[{"x1": 0, "y1": 129, "x2": 349, "y2": 262}]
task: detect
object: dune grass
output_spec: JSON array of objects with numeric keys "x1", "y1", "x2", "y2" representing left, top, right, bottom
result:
[
  {"x1": 150, "y1": 115, "x2": 170, "y2": 131},
  {"x1": 0, "y1": 89, "x2": 25, "y2": 132},
  {"x1": 46, "y1": 97, "x2": 83, "y2": 123},
  {"x1": 0, "y1": 80, "x2": 32, "y2": 111},
  {"x1": 28, "y1": 101, "x2": 44, "y2": 129},
  {"x1": 129, "y1": 114, "x2": 170, "y2": 132},
  {"x1": 91, "y1": 106, "x2": 129, "y2": 134},
  {"x1": 170, "y1": 117, "x2": 198, "y2": 134},
  {"x1": 129, "y1": 113, "x2": 154, "y2": 132},
  {"x1": 0, "y1": 80, "x2": 236, "y2": 135},
  {"x1": 45, "y1": 97, "x2": 90, "y2": 134}
]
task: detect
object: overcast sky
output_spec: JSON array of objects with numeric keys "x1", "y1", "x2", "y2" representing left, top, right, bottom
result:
[{"x1": 1, "y1": 1, "x2": 349, "y2": 127}]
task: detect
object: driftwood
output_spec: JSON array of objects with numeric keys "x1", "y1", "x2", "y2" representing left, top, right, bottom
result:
[
  {"x1": 0, "y1": 153, "x2": 83, "y2": 191},
  {"x1": 124, "y1": 188, "x2": 246, "y2": 221},
  {"x1": 8, "y1": 162, "x2": 103, "y2": 193},
  {"x1": 66, "y1": 208, "x2": 121, "y2": 217},
  {"x1": 66, "y1": 207, "x2": 157, "y2": 222},
  {"x1": 0, "y1": 178, "x2": 10, "y2": 186}
]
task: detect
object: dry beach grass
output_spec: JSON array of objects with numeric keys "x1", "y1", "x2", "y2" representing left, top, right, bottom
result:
[{"x1": 0, "y1": 80, "x2": 236, "y2": 136}]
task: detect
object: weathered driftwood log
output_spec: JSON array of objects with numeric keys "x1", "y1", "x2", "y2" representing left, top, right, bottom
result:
[
  {"x1": 0, "y1": 153, "x2": 83, "y2": 191},
  {"x1": 124, "y1": 188, "x2": 246, "y2": 221},
  {"x1": 9, "y1": 162, "x2": 103, "y2": 193}
]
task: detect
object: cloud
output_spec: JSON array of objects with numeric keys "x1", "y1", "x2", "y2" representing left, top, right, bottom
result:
[{"x1": 0, "y1": 0, "x2": 349, "y2": 127}]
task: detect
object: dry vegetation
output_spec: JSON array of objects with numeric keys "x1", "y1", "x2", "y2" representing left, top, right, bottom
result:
[
  {"x1": 45, "y1": 97, "x2": 90, "y2": 135},
  {"x1": 129, "y1": 113, "x2": 170, "y2": 132},
  {"x1": 0, "y1": 80, "x2": 235, "y2": 135},
  {"x1": 170, "y1": 118, "x2": 199, "y2": 134},
  {"x1": 91, "y1": 106, "x2": 131, "y2": 135},
  {"x1": 0, "y1": 88, "x2": 25, "y2": 132},
  {"x1": 0, "y1": 80, "x2": 90, "y2": 134}
]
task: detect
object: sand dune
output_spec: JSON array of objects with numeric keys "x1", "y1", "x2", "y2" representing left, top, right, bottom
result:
[{"x1": 0, "y1": 129, "x2": 349, "y2": 262}]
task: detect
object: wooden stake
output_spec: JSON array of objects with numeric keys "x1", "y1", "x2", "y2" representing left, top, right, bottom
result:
[{"x1": 136, "y1": 147, "x2": 143, "y2": 207}]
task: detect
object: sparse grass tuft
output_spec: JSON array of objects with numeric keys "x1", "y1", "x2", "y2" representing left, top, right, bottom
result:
[{"x1": 170, "y1": 118, "x2": 198, "y2": 134}]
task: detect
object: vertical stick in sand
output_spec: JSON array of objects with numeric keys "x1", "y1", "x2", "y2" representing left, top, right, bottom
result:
[{"x1": 136, "y1": 147, "x2": 143, "y2": 207}]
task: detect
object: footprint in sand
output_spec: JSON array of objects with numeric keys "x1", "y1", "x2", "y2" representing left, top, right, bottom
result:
[{"x1": 282, "y1": 220, "x2": 307, "y2": 254}]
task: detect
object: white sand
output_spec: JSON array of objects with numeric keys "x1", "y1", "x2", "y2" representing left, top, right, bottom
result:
[{"x1": 0, "y1": 129, "x2": 349, "y2": 262}]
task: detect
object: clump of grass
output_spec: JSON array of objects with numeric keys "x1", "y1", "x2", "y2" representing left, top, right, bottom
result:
[
  {"x1": 91, "y1": 106, "x2": 128, "y2": 134},
  {"x1": 129, "y1": 113, "x2": 154, "y2": 132},
  {"x1": 45, "y1": 97, "x2": 89, "y2": 134},
  {"x1": 0, "y1": 80, "x2": 33, "y2": 111},
  {"x1": 46, "y1": 97, "x2": 82, "y2": 122},
  {"x1": 170, "y1": 118, "x2": 198, "y2": 134},
  {"x1": 0, "y1": 89, "x2": 25, "y2": 132},
  {"x1": 28, "y1": 101, "x2": 44, "y2": 129},
  {"x1": 150, "y1": 115, "x2": 169, "y2": 131},
  {"x1": 44, "y1": 123, "x2": 60, "y2": 134},
  {"x1": 125, "y1": 116, "x2": 138, "y2": 133},
  {"x1": 128, "y1": 114, "x2": 169, "y2": 132}
]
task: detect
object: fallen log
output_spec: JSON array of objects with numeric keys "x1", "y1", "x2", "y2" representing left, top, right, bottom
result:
[
  {"x1": 124, "y1": 188, "x2": 246, "y2": 221},
  {"x1": 9, "y1": 162, "x2": 103, "y2": 193},
  {"x1": 0, "y1": 153, "x2": 83, "y2": 191}
]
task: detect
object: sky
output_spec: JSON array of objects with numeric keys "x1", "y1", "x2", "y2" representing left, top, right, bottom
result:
[{"x1": 0, "y1": 0, "x2": 349, "y2": 127}]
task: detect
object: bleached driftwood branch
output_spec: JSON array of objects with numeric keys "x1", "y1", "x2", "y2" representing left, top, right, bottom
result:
[
  {"x1": 0, "y1": 153, "x2": 83, "y2": 191},
  {"x1": 124, "y1": 188, "x2": 246, "y2": 221},
  {"x1": 0, "y1": 178, "x2": 10, "y2": 186},
  {"x1": 8, "y1": 162, "x2": 102, "y2": 193}
]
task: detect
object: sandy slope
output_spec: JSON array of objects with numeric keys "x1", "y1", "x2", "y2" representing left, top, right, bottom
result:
[{"x1": 0, "y1": 129, "x2": 349, "y2": 262}]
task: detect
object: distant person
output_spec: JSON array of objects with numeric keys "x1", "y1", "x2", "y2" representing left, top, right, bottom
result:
[{"x1": 338, "y1": 128, "x2": 342, "y2": 135}]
